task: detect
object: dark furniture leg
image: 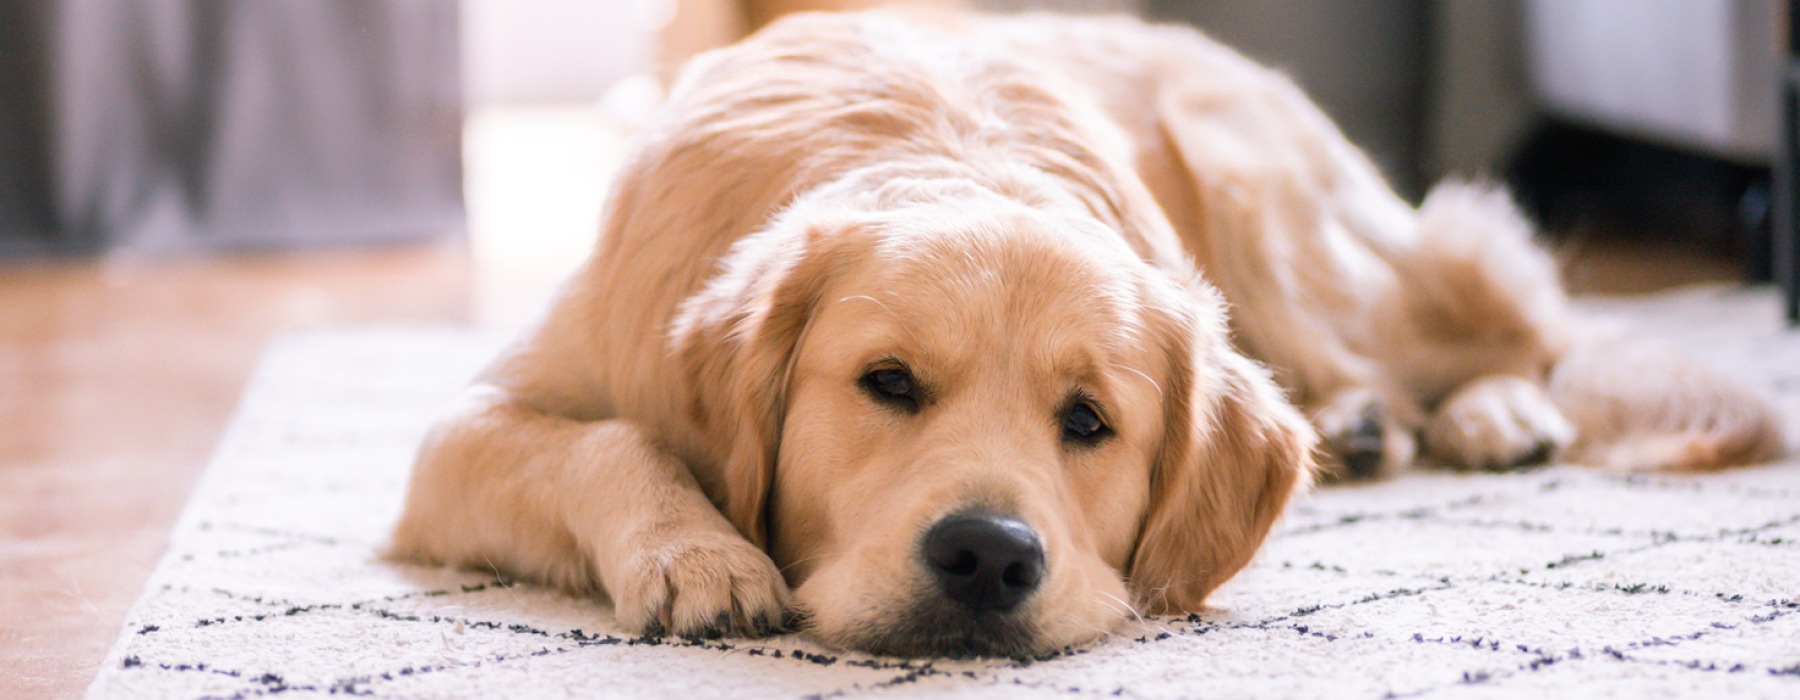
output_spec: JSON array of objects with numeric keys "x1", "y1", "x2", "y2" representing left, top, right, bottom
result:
[{"x1": 1781, "y1": 1, "x2": 1800, "y2": 324}]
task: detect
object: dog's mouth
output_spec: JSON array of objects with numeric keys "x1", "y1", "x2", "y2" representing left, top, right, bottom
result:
[{"x1": 816, "y1": 596, "x2": 1043, "y2": 658}]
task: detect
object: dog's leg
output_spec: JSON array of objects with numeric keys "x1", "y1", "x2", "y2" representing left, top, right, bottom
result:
[
  {"x1": 1424, "y1": 374, "x2": 1575, "y2": 470},
  {"x1": 388, "y1": 386, "x2": 789, "y2": 638},
  {"x1": 1184, "y1": 196, "x2": 1421, "y2": 480},
  {"x1": 1112, "y1": 27, "x2": 1432, "y2": 479},
  {"x1": 1546, "y1": 337, "x2": 1783, "y2": 471},
  {"x1": 1148, "y1": 103, "x2": 1420, "y2": 478},
  {"x1": 1177, "y1": 244, "x2": 1416, "y2": 479}
]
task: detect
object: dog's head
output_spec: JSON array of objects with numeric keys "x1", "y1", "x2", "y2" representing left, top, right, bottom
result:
[{"x1": 672, "y1": 191, "x2": 1314, "y2": 657}]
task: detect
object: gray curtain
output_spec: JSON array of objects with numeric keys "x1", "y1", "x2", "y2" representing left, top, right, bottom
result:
[
  {"x1": 0, "y1": 0, "x2": 462, "y2": 257},
  {"x1": 1145, "y1": 0, "x2": 1431, "y2": 198}
]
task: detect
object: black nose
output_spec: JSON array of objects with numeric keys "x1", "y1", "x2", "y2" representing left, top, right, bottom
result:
[{"x1": 922, "y1": 513, "x2": 1045, "y2": 613}]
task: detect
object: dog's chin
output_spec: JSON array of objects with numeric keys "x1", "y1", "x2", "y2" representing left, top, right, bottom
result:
[{"x1": 804, "y1": 596, "x2": 1048, "y2": 659}]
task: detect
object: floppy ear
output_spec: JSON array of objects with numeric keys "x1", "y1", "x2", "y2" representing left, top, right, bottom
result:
[
  {"x1": 668, "y1": 221, "x2": 856, "y2": 549},
  {"x1": 1130, "y1": 303, "x2": 1317, "y2": 613}
]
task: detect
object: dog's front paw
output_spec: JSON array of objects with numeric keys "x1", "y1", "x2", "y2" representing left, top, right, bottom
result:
[
  {"x1": 608, "y1": 527, "x2": 790, "y2": 640},
  {"x1": 1311, "y1": 388, "x2": 1416, "y2": 480},
  {"x1": 1425, "y1": 375, "x2": 1574, "y2": 471}
]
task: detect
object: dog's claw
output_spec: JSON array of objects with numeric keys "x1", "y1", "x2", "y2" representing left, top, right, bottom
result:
[
  {"x1": 1340, "y1": 446, "x2": 1384, "y2": 479},
  {"x1": 1490, "y1": 439, "x2": 1556, "y2": 471},
  {"x1": 1312, "y1": 389, "x2": 1415, "y2": 481},
  {"x1": 676, "y1": 611, "x2": 733, "y2": 641},
  {"x1": 705, "y1": 612, "x2": 732, "y2": 639},
  {"x1": 1336, "y1": 404, "x2": 1387, "y2": 478}
]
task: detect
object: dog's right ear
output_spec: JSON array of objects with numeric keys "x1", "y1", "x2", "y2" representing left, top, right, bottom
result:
[
  {"x1": 1129, "y1": 285, "x2": 1317, "y2": 614},
  {"x1": 668, "y1": 219, "x2": 859, "y2": 549}
]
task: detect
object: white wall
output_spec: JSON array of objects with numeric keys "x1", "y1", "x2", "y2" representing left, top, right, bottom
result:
[
  {"x1": 1526, "y1": 0, "x2": 1780, "y2": 163},
  {"x1": 461, "y1": 0, "x2": 670, "y2": 105}
]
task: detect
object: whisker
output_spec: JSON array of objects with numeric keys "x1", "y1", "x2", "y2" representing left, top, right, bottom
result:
[
  {"x1": 1097, "y1": 590, "x2": 1145, "y2": 626},
  {"x1": 776, "y1": 551, "x2": 836, "y2": 576},
  {"x1": 1120, "y1": 365, "x2": 1162, "y2": 398},
  {"x1": 838, "y1": 294, "x2": 898, "y2": 319},
  {"x1": 480, "y1": 555, "x2": 526, "y2": 605}
]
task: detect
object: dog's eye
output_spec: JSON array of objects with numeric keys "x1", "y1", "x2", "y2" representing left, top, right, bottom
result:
[
  {"x1": 1062, "y1": 401, "x2": 1109, "y2": 443},
  {"x1": 861, "y1": 368, "x2": 919, "y2": 410}
]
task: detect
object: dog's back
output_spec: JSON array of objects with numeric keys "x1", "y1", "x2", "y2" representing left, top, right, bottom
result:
[{"x1": 971, "y1": 12, "x2": 1783, "y2": 473}]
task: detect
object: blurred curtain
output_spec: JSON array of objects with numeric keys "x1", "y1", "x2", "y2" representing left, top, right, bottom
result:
[
  {"x1": 0, "y1": 0, "x2": 462, "y2": 258},
  {"x1": 1144, "y1": 0, "x2": 1431, "y2": 197}
]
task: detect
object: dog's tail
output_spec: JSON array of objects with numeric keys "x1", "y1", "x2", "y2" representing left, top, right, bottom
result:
[{"x1": 1547, "y1": 334, "x2": 1784, "y2": 471}]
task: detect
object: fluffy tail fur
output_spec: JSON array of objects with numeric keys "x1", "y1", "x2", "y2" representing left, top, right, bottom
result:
[{"x1": 1548, "y1": 335, "x2": 1784, "y2": 471}]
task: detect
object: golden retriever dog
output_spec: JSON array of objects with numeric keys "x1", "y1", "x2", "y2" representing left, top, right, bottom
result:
[{"x1": 391, "y1": 11, "x2": 1782, "y2": 657}]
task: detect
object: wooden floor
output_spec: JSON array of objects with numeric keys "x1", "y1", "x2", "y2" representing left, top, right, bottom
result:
[
  {"x1": 0, "y1": 105, "x2": 1748, "y2": 697},
  {"x1": 0, "y1": 106, "x2": 609, "y2": 698},
  {"x1": 0, "y1": 246, "x2": 472, "y2": 696}
]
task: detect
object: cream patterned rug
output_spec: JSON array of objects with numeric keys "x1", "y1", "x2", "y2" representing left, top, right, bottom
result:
[{"x1": 87, "y1": 287, "x2": 1800, "y2": 699}]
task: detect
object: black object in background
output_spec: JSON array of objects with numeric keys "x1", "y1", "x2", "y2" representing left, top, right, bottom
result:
[
  {"x1": 0, "y1": 0, "x2": 463, "y2": 258},
  {"x1": 1508, "y1": 119, "x2": 1771, "y2": 281},
  {"x1": 1776, "y1": 0, "x2": 1800, "y2": 324}
]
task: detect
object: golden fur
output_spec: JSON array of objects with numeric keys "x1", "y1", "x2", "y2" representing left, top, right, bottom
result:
[{"x1": 391, "y1": 11, "x2": 1783, "y2": 656}]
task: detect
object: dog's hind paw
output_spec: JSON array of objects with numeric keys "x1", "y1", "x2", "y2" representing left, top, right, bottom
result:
[
  {"x1": 1310, "y1": 388, "x2": 1416, "y2": 481},
  {"x1": 1425, "y1": 374, "x2": 1574, "y2": 471}
]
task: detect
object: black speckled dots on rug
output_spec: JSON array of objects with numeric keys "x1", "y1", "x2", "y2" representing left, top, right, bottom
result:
[{"x1": 87, "y1": 288, "x2": 1800, "y2": 699}]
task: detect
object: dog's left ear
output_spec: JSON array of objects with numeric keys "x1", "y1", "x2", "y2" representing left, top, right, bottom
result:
[
  {"x1": 669, "y1": 220, "x2": 857, "y2": 549},
  {"x1": 1130, "y1": 299, "x2": 1316, "y2": 613}
]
